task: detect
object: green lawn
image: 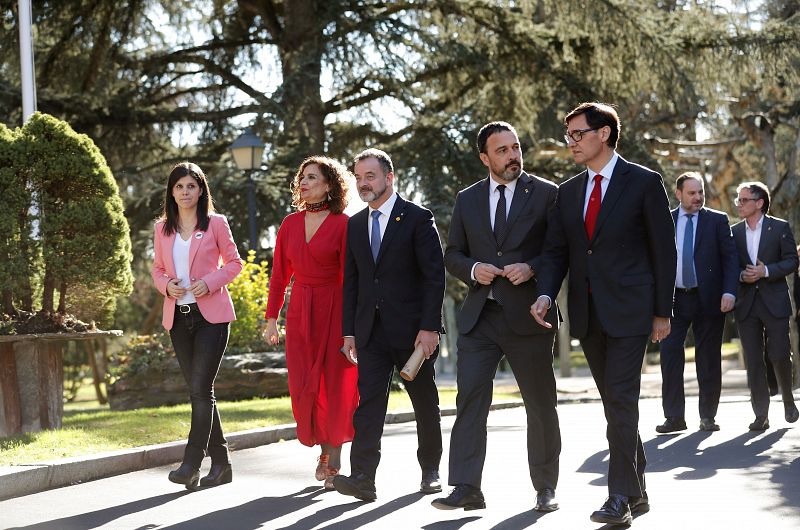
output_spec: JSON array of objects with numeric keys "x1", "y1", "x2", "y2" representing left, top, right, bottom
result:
[{"x1": 0, "y1": 386, "x2": 519, "y2": 466}]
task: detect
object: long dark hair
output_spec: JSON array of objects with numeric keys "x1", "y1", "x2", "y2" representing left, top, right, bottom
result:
[{"x1": 159, "y1": 162, "x2": 215, "y2": 236}]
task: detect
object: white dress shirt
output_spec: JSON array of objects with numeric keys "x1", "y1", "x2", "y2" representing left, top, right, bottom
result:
[
  {"x1": 470, "y1": 176, "x2": 517, "y2": 281},
  {"x1": 172, "y1": 234, "x2": 197, "y2": 305},
  {"x1": 583, "y1": 152, "x2": 619, "y2": 218},
  {"x1": 675, "y1": 207, "x2": 699, "y2": 289},
  {"x1": 368, "y1": 191, "x2": 398, "y2": 242},
  {"x1": 745, "y1": 213, "x2": 769, "y2": 277}
]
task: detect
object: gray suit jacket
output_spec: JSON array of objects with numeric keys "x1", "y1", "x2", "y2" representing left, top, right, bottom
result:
[
  {"x1": 732, "y1": 215, "x2": 798, "y2": 320},
  {"x1": 445, "y1": 171, "x2": 559, "y2": 336}
]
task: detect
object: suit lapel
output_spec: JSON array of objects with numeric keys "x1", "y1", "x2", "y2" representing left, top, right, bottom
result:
[
  {"x1": 375, "y1": 195, "x2": 408, "y2": 265},
  {"x1": 476, "y1": 178, "x2": 492, "y2": 237},
  {"x1": 162, "y1": 230, "x2": 178, "y2": 277},
  {"x1": 733, "y1": 222, "x2": 750, "y2": 264},
  {"x1": 575, "y1": 170, "x2": 590, "y2": 244},
  {"x1": 502, "y1": 173, "x2": 533, "y2": 246},
  {"x1": 591, "y1": 158, "x2": 628, "y2": 240},
  {"x1": 352, "y1": 206, "x2": 373, "y2": 265},
  {"x1": 756, "y1": 216, "x2": 773, "y2": 262},
  {"x1": 693, "y1": 208, "x2": 707, "y2": 250},
  {"x1": 187, "y1": 225, "x2": 205, "y2": 270}
]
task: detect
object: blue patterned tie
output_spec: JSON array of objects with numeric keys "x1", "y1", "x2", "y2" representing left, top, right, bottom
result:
[
  {"x1": 682, "y1": 214, "x2": 696, "y2": 288},
  {"x1": 370, "y1": 210, "x2": 381, "y2": 262}
]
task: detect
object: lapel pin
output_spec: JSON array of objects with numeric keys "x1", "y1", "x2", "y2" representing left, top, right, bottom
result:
[
  {"x1": 524, "y1": 188, "x2": 529, "y2": 194},
  {"x1": 195, "y1": 232, "x2": 203, "y2": 239},
  {"x1": 395, "y1": 216, "x2": 401, "y2": 221}
]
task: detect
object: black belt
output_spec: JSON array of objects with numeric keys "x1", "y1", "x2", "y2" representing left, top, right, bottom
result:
[
  {"x1": 177, "y1": 303, "x2": 199, "y2": 314},
  {"x1": 675, "y1": 287, "x2": 698, "y2": 294}
]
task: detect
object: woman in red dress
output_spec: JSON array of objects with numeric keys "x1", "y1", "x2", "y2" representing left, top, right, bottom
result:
[{"x1": 263, "y1": 156, "x2": 359, "y2": 489}]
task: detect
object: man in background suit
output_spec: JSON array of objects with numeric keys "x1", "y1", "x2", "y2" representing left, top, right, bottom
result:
[
  {"x1": 333, "y1": 148, "x2": 445, "y2": 501},
  {"x1": 432, "y1": 122, "x2": 561, "y2": 513},
  {"x1": 531, "y1": 102, "x2": 676, "y2": 526},
  {"x1": 656, "y1": 172, "x2": 738, "y2": 434},
  {"x1": 732, "y1": 181, "x2": 799, "y2": 431}
]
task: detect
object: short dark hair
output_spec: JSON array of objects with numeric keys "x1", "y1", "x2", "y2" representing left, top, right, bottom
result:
[
  {"x1": 564, "y1": 102, "x2": 621, "y2": 148},
  {"x1": 676, "y1": 171, "x2": 704, "y2": 191},
  {"x1": 737, "y1": 181, "x2": 770, "y2": 214},
  {"x1": 353, "y1": 148, "x2": 393, "y2": 176},
  {"x1": 160, "y1": 162, "x2": 214, "y2": 236},
  {"x1": 477, "y1": 121, "x2": 517, "y2": 154},
  {"x1": 290, "y1": 156, "x2": 351, "y2": 214}
]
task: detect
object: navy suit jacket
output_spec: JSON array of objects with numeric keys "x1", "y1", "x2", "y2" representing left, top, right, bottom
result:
[
  {"x1": 672, "y1": 207, "x2": 738, "y2": 315},
  {"x1": 732, "y1": 215, "x2": 798, "y2": 320},
  {"x1": 537, "y1": 156, "x2": 676, "y2": 338},
  {"x1": 342, "y1": 195, "x2": 445, "y2": 349}
]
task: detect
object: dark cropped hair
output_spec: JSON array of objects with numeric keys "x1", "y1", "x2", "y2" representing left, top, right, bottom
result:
[
  {"x1": 676, "y1": 171, "x2": 704, "y2": 191},
  {"x1": 477, "y1": 121, "x2": 517, "y2": 154},
  {"x1": 565, "y1": 102, "x2": 621, "y2": 149},
  {"x1": 291, "y1": 156, "x2": 351, "y2": 214},
  {"x1": 737, "y1": 181, "x2": 770, "y2": 214},
  {"x1": 353, "y1": 148, "x2": 394, "y2": 176},
  {"x1": 160, "y1": 162, "x2": 214, "y2": 236}
]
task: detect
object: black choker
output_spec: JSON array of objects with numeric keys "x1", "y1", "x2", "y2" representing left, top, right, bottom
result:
[{"x1": 306, "y1": 200, "x2": 330, "y2": 212}]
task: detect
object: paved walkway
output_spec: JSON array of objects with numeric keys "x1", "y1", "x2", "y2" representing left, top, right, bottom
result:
[{"x1": 2, "y1": 397, "x2": 799, "y2": 529}]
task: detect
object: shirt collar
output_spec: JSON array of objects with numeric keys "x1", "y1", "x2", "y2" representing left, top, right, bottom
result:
[
  {"x1": 489, "y1": 175, "x2": 518, "y2": 194},
  {"x1": 588, "y1": 151, "x2": 619, "y2": 180},
  {"x1": 746, "y1": 213, "x2": 764, "y2": 232},
  {"x1": 369, "y1": 190, "x2": 397, "y2": 218}
]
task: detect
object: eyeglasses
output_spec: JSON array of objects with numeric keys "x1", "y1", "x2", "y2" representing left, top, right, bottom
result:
[
  {"x1": 734, "y1": 197, "x2": 758, "y2": 206},
  {"x1": 564, "y1": 127, "x2": 598, "y2": 143}
]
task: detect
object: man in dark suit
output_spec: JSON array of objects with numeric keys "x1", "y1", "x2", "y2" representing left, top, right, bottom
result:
[
  {"x1": 432, "y1": 122, "x2": 561, "y2": 513},
  {"x1": 732, "y1": 181, "x2": 799, "y2": 431},
  {"x1": 531, "y1": 102, "x2": 676, "y2": 526},
  {"x1": 333, "y1": 148, "x2": 445, "y2": 501},
  {"x1": 656, "y1": 172, "x2": 738, "y2": 434}
]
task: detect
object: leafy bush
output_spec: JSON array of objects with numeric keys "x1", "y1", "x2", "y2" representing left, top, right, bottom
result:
[
  {"x1": 228, "y1": 250, "x2": 271, "y2": 351},
  {"x1": 106, "y1": 332, "x2": 173, "y2": 384}
]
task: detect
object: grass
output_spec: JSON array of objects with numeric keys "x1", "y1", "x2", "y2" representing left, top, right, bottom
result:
[{"x1": 0, "y1": 385, "x2": 519, "y2": 466}]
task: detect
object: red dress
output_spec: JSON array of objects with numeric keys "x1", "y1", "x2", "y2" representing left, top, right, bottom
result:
[{"x1": 265, "y1": 211, "x2": 359, "y2": 446}]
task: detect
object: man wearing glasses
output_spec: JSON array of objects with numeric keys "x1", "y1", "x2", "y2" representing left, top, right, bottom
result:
[
  {"x1": 732, "y1": 182, "x2": 799, "y2": 431},
  {"x1": 531, "y1": 102, "x2": 676, "y2": 526}
]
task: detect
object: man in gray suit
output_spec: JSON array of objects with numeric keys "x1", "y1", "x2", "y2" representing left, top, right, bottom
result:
[
  {"x1": 432, "y1": 122, "x2": 561, "y2": 513},
  {"x1": 732, "y1": 181, "x2": 799, "y2": 431}
]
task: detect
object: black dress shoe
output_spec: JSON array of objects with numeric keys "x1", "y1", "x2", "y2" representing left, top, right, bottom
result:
[
  {"x1": 168, "y1": 462, "x2": 200, "y2": 491},
  {"x1": 629, "y1": 492, "x2": 650, "y2": 514},
  {"x1": 199, "y1": 463, "x2": 232, "y2": 487},
  {"x1": 655, "y1": 417, "x2": 687, "y2": 433},
  {"x1": 590, "y1": 494, "x2": 632, "y2": 526},
  {"x1": 420, "y1": 470, "x2": 442, "y2": 494},
  {"x1": 332, "y1": 473, "x2": 377, "y2": 501},
  {"x1": 784, "y1": 402, "x2": 799, "y2": 423},
  {"x1": 699, "y1": 418, "x2": 720, "y2": 432},
  {"x1": 749, "y1": 416, "x2": 769, "y2": 431},
  {"x1": 431, "y1": 484, "x2": 486, "y2": 511},
  {"x1": 534, "y1": 488, "x2": 559, "y2": 512}
]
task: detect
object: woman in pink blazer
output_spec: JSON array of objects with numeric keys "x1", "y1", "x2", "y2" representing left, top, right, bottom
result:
[{"x1": 151, "y1": 162, "x2": 243, "y2": 491}]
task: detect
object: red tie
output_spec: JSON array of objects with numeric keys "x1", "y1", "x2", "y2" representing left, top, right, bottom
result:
[{"x1": 584, "y1": 174, "x2": 603, "y2": 239}]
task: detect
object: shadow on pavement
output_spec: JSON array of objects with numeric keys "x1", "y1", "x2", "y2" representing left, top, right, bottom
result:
[
  {"x1": 422, "y1": 516, "x2": 483, "y2": 529},
  {"x1": 159, "y1": 486, "x2": 327, "y2": 530},
  {"x1": 489, "y1": 508, "x2": 547, "y2": 529},
  {"x1": 6, "y1": 491, "x2": 186, "y2": 530},
  {"x1": 316, "y1": 492, "x2": 427, "y2": 529}
]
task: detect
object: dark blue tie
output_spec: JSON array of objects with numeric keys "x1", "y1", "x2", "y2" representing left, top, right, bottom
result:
[
  {"x1": 682, "y1": 214, "x2": 696, "y2": 288},
  {"x1": 370, "y1": 210, "x2": 381, "y2": 262}
]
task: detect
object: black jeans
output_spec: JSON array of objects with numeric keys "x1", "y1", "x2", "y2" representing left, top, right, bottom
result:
[{"x1": 169, "y1": 304, "x2": 230, "y2": 467}]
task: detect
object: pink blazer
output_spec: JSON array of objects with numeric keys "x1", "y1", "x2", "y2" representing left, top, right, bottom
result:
[{"x1": 151, "y1": 213, "x2": 243, "y2": 330}]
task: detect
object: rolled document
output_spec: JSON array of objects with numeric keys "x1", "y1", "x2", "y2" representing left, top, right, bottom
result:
[{"x1": 400, "y1": 344, "x2": 426, "y2": 381}]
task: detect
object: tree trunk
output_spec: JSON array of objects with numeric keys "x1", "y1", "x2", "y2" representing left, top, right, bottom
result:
[
  {"x1": 42, "y1": 269, "x2": 55, "y2": 313},
  {"x1": 278, "y1": 0, "x2": 326, "y2": 159},
  {"x1": 2, "y1": 289, "x2": 15, "y2": 315},
  {"x1": 57, "y1": 279, "x2": 67, "y2": 313}
]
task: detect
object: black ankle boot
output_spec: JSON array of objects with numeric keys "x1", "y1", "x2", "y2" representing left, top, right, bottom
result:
[
  {"x1": 200, "y1": 463, "x2": 233, "y2": 487},
  {"x1": 168, "y1": 462, "x2": 200, "y2": 491}
]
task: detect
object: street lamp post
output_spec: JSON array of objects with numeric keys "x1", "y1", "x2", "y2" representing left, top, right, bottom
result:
[{"x1": 229, "y1": 128, "x2": 265, "y2": 251}]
